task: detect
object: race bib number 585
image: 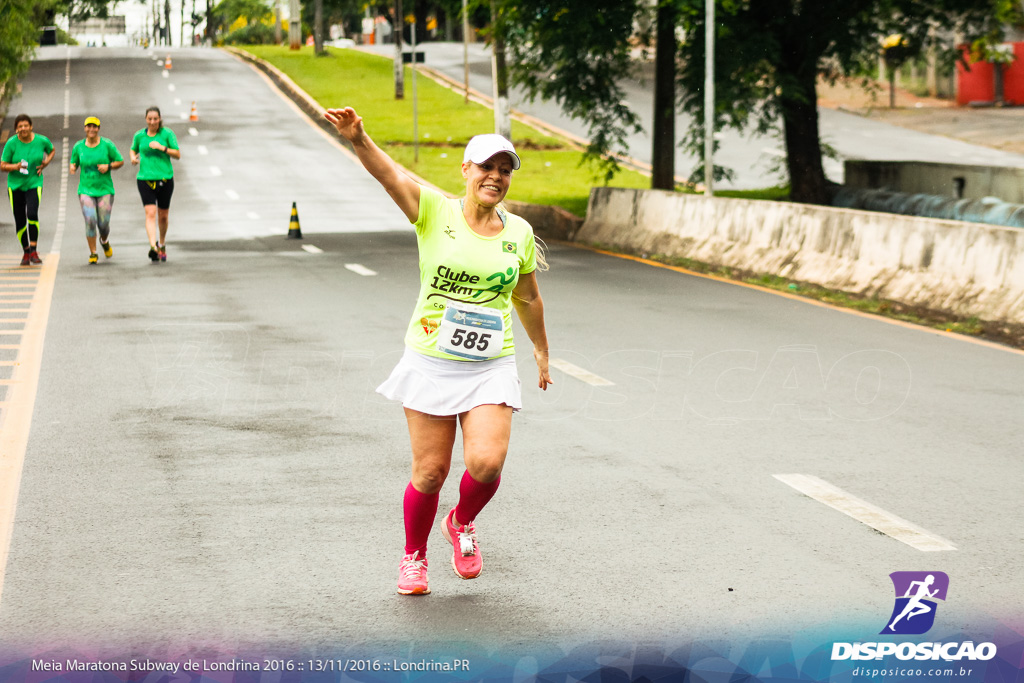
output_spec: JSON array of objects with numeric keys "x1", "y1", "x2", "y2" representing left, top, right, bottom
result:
[{"x1": 436, "y1": 302, "x2": 504, "y2": 360}]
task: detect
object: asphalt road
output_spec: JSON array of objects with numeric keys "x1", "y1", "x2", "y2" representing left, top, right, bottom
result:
[
  {"x1": 0, "y1": 46, "x2": 1022, "y2": 669},
  {"x1": 361, "y1": 42, "x2": 1024, "y2": 190}
]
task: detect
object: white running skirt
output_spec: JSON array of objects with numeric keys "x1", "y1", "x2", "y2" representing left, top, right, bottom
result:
[{"x1": 376, "y1": 347, "x2": 522, "y2": 416}]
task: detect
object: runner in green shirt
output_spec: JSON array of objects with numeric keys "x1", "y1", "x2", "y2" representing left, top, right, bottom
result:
[
  {"x1": 70, "y1": 116, "x2": 124, "y2": 264},
  {"x1": 130, "y1": 106, "x2": 181, "y2": 262},
  {"x1": 0, "y1": 114, "x2": 55, "y2": 265},
  {"x1": 325, "y1": 105, "x2": 552, "y2": 597}
]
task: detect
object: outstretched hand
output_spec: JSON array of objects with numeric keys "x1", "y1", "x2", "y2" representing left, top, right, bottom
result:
[{"x1": 324, "y1": 107, "x2": 364, "y2": 143}]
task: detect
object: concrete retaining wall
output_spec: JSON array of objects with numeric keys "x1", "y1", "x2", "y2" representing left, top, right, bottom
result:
[
  {"x1": 578, "y1": 187, "x2": 1024, "y2": 324},
  {"x1": 845, "y1": 160, "x2": 1024, "y2": 204}
]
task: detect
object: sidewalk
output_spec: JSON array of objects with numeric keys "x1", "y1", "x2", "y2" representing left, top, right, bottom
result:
[{"x1": 817, "y1": 77, "x2": 1024, "y2": 156}]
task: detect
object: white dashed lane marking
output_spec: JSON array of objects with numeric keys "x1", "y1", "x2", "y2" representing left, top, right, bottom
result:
[
  {"x1": 344, "y1": 263, "x2": 377, "y2": 276},
  {"x1": 773, "y1": 474, "x2": 956, "y2": 552},
  {"x1": 548, "y1": 359, "x2": 615, "y2": 386},
  {"x1": 301, "y1": 245, "x2": 323, "y2": 254}
]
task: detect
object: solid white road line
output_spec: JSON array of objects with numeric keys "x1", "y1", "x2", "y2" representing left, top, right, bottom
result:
[
  {"x1": 773, "y1": 473, "x2": 956, "y2": 552},
  {"x1": 344, "y1": 263, "x2": 377, "y2": 276},
  {"x1": 548, "y1": 359, "x2": 615, "y2": 386},
  {"x1": 302, "y1": 245, "x2": 323, "y2": 254}
]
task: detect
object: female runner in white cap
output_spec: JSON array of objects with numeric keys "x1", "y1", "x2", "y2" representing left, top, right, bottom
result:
[{"x1": 325, "y1": 106, "x2": 552, "y2": 595}]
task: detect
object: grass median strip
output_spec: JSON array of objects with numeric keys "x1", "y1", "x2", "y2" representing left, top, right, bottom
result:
[{"x1": 239, "y1": 45, "x2": 652, "y2": 217}]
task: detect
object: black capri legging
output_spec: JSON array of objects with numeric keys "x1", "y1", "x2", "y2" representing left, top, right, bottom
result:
[
  {"x1": 8, "y1": 187, "x2": 41, "y2": 250},
  {"x1": 137, "y1": 178, "x2": 174, "y2": 209}
]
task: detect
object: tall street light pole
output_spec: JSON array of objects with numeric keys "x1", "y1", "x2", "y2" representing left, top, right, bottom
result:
[
  {"x1": 394, "y1": 0, "x2": 405, "y2": 99},
  {"x1": 704, "y1": 0, "x2": 714, "y2": 196},
  {"x1": 289, "y1": 0, "x2": 300, "y2": 49},
  {"x1": 463, "y1": 0, "x2": 469, "y2": 104}
]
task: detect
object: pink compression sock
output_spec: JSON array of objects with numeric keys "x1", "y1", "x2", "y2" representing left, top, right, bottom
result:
[
  {"x1": 453, "y1": 471, "x2": 501, "y2": 527},
  {"x1": 403, "y1": 482, "x2": 439, "y2": 556}
]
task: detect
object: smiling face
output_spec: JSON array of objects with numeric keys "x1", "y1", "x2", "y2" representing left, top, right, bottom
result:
[
  {"x1": 145, "y1": 110, "x2": 161, "y2": 132},
  {"x1": 15, "y1": 119, "x2": 32, "y2": 141},
  {"x1": 84, "y1": 123, "x2": 100, "y2": 140},
  {"x1": 462, "y1": 153, "x2": 514, "y2": 207}
]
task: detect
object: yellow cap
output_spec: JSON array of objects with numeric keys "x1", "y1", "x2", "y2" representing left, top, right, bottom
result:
[{"x1": 84, "y1": 116, "x2": 101, "y2": 126}]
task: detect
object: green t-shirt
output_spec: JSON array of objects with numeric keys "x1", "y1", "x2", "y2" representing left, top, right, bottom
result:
[
  {"x1": 130, "y1": 127, "x2": 178, "y2": 180},
  {"x1": 405, "y1": 186, "x2": 537, "y2": 360},
  {"x1": 2, "y1": 133, "x2": 54, "y2": 191},
  {"x1": 71, "y1": 137, "x2": 123, "y2": 197}
]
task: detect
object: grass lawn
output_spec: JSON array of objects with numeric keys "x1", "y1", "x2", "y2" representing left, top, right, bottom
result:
[{"x1": 240, "y1": 44, "x2": 654, "y2": 216}]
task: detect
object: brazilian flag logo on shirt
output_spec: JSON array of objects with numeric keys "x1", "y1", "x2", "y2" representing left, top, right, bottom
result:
[{"x1": 502, "y1": 241, "x2": 517, "y2": 254}]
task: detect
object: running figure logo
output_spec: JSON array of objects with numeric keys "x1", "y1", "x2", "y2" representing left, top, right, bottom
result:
[{"x1": 881, "y1": 571, "x2": 949, "y2": 635}]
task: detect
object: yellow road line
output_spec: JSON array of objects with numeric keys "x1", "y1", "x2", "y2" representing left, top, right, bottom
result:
[
  {"x1": 0, "y1": 253, "x2": 59, "y2": 607},
  {"x1": 579, "y1": 244, "x2": 1024, "y2": 358}
]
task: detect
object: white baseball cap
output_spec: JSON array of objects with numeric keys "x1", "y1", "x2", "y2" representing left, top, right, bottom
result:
[{"x1": 463, "y1": 134, "x2": 521, "y2": 170}]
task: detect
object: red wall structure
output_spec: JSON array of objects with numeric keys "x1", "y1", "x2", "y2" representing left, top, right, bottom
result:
[{"x1": 958, "y1": 42, "x2": 1024, "y2": 105}]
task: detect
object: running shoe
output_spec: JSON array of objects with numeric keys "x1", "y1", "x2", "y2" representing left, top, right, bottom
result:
[
  {"x1": 441, "y1": 508, "x2": 482, "y2": 579},
  {"x1": 397, "y1": 552, "x2": 430, "y2": 595},
  {"x1": 29, "y1": 250, "x2": 41, "y2": 264},
  {"x1": 88, "y1": 253, "x2": 98, "y2": 264},
  {"x1": 20, "y1": 252, "x2": 31, "y2": 266},
  {"x1": 148, "y1": 245, "x2": 159, "y2": 262},
  {"x1": 159, "y1": 244, "x2": 167, "y2": 262},
  {"x1": 101, "y1": 241, "x2": 113, "y2": 258}
]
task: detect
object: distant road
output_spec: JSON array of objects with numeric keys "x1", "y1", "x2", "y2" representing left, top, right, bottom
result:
[{"x1": 359, "y1": 41, "x2": 1024, "y2": 189}]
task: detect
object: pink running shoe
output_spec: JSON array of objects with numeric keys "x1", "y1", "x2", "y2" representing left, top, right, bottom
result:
[
  {"x1": 441, "y1": 508, "x2": 482, "y2": 579},
  {"x1": 397, "y1": 552, "x2": 430, "y2": 595}
]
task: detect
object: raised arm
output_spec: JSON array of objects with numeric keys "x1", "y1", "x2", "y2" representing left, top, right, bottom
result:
[
  {"x1": 325, "y1": 107, "x2": 420, "y2": 223},
  {"x1": 512, "y1": 271, "x2": 552, "y2": 390}
]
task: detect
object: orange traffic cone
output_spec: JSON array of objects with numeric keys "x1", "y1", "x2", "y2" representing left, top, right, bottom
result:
[
  {"x1": 287, "y1": 202, "x2": 302, "y2": 239},
  {"x1": 189, "y1": 101, "x2": 198, "y2": 122},
  {"x1": 164, "y1": 54, "x2": 173, "y2": 69}
]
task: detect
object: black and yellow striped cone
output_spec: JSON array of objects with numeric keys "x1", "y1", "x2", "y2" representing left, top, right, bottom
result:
[{"x1": 287, "y1": 201, "x2": 302, "y2": 239}]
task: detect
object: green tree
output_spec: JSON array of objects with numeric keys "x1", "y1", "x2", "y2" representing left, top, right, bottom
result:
[
  {"x1": 503, "y1": 1, "x2": 643, "y2": 182},
  {"x1": 214, "y1": 0, "x2": 272, "y2": 27},
  {"x1": 677, "y1": 0, "x2": 1005, "y2": 203},
  {"x1": 505, "y1": 0, "x2": 1009, "y2": 203},
  {"x1": 1, "y1": 0, "x2": 39, "y2": 104}
]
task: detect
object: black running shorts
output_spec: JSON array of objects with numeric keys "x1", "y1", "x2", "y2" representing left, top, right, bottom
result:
[{"x1": 137, "y1": 178, "x2": 174, "y2": 209}]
